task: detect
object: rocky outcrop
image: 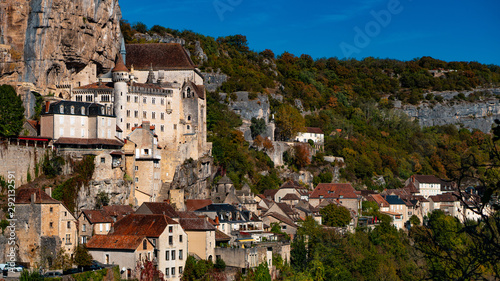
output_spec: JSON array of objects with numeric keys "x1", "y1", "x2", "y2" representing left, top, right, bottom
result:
[
  {"x1": 77, "y1": 179, "x2": 131, "y2": 210},
  {"x1": 203, "y1": 70, "x2": 228, "y2": 92},
  {"x1": 0, "y1": 0, "x2": 122, "y2": 93},
  {"x1": 402, "y1": 89, "x2": 500, "y2": 133},
  {"x1": 133, "y1": 32, "x2": 185, "y2": 45}
]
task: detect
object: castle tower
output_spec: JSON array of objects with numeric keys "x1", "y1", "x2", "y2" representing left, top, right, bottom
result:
[{"x1": 112, "y1": 55, "x2": 129, "y2": 132}]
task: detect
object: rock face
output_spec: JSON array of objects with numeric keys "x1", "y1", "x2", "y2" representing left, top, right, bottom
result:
[
  {"x1": 402, "y1": 89, "x2": 500, "y2": 133},
  {"x1": 0, "y1": 0, "x2": 122, "y2": 92}
]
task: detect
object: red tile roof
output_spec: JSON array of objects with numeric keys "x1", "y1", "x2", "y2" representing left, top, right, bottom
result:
[
  {"x1": 263, "y1": 212, "x2": 297, "y2": 227},
  {"x1": 125, "y1": 43, "x2": 195, "y2": 70},
  {"x1": 305, "y1": 127, "x2": 324, "y2": 134},
  {"x1": 215, "y1": 229, "x2": 231, "y2": 241},
  {"x1": 280, "y1": 180, "x2": 301, "y2": 189},
  {"x1": 75, "y1": 82, "x2": 114, "y2": 90},
  {"x1": 112, "y1": 54, "x2": 129, "y2": 72},
  {"x1": 368, "y1": 194, "x2": 390, "y2": 208},
  {"x1": 86, "y1": 234, "x2": 146, "y2": 250},
  {"x1": 412, "y1": 175, "x2": 442, "y2": 184},
  {"x1": 81, "y1": 210, "x2": 113, "y2": 224},
  {"x1": 16, "y1": 188, "x2": 60, "y2": 204},
  {"x1": 140, "y1": 202, "x2": 179, "y2": 218},
  {"x1": 262, "y1": 189, "x2": 279, "y2": 199},
  {"x1": 111, "y1": 214, "x2": 178, "y2": 237},
  {"x1": 310, "y1": 183, "x2": 358, "y2": 199},
  {"x1": 185, "y1": 199, "x2": 212, "y2": 211},
  {"x1": 429, "y1": 193, "x2": 458, "y2": 203},
  {"x1": 179, "y1": 218, "x2": 216, "y2": 231},
  {"x1": 102, "y1": 205, "x2": 134, "y2": 219},
  {"x1": 54, "y1": 138, "x2": 124, "y2": 146},
  {"x1": 281, "y1": 194, "x2": 300, "y2": 201}
]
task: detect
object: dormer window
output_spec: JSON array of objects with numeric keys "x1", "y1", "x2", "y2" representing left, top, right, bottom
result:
[{"x1": 60, "y1": 105, "x2": 64, "y2": 114}]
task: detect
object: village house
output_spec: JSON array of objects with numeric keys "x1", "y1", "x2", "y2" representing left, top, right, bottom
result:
[
  {"x1": 177, "y1": 213, "x2": 216, "y2": 261},
  {"x1": 405, "y1": 175, "x2": 443, "y2": 198},
  {"x1": 295, "y1": 127, "x2": 324, "y2": 144},
  {"x1": 309, "y1": 183, "x2": 360, "y2": 213},
  {"x1": 86, "y1": 235, "x2": 155, "y2": 279},
  {"x1": 110, "y1": 214, "x2": 188, "y2": 281},
  {"x1": 77, "y1": 205, "x2": 133, "y2": 244},
  {"x1": 15, "y1": 188, "x2": 77, "y2": 267}
]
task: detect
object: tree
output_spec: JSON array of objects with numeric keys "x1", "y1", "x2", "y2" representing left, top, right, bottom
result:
[
  {"x1": 294, "y1": 143, "x2": 311, "y2": 168},
  {"x1": 409, "y1": 214, "x2": 421, "y2": 226},
  {"x1": 320, "y1": 204, "x2": 351, "y2": 227},
  {"x1": 138, "y1": 259, "x2": 164, "y2": 281},
  {"x1": 290, "y1": 236, "x2": 308, "y2": 272},
  {"x1": 132, "y1": 22, "x2": 148, "y2": 33},
  {"x1": 274, "y1": 104, "x2": 305, "y2": 141},
  {"x1": 73, "y1": 245, "x2": 93, "y2": 268},
  {"x1": 0, "y1": 84, "x2": 24, "y2": 137},
  {"x1": 253, "y1": 262, "x2": 271, "y2": 281},
  {"x1": 250, "y1": 117, "x2": 266, "y2": 139},
  {"x1": 95, "y1": 191, "x2": 110, "y2": 209}
]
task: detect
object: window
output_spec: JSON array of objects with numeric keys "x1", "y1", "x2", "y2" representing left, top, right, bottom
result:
[
  {"x1": 161, "y1": 113, "x2": 164, "y2": 120},
  {"x1": 143, "y1": 111, "x2": 147, "y2": 118},
  {"x1": 127, "y1": 110, "x2": 130, "y2": 117},
  {"x1": 169, "y1": 226, "x2": 173, "y2": 233},
  {"x1": 134, "y1": 111, "x2": 138, "y2": 118},
  {"x1": 135, "y1": 166, "x2": 138, "y2": 171},
  {"x1": 187, "y1": 115, "x2": 191, "y2": 121},
  {"x1": 171, "y1": 267, "x2": 175, "y2": 276},
  {"x1": 135, "y1": 177, "x2": 138, "y2": 183},
  {"x1": 152, "y1": 98, "x2": 156, "y2": 104},
  {"x1": 143, "y1": 97, "x2": 147, "y2": 104},
  {"x1": 165, "y1": 268, "x2": 169, "y2": 276},
  {"x1": 100, "y1": 224, "x2": 103, "y2": 232},
  {"x1": 82, "y1": 236, "x2": 87, "y2": 244},
  {"x1": 152, "y1": 112, "x2": 156, "y2": 119},
  {"x1": 127, "y1": 123, "x2": 130, "y2": 130},
  {"x1": 169, "y1": 236, "x2": 173, "y2": 245},
  {"x1": 144, "y1": 149, "x2": 149, "y2": 155},
  {"x1": 81, "y1": 107, "x2": 85, "y2": 115},
  {"x1": 83, "y1": 224, "x2": 86, "y2": 232},
  {"x1": 66, "y1": 234, "x2": 71, "y2": 244},
  {"x1": 50, "y1": 207, "x2": 53, "y2": 213},
  {"x1": 187, "y1": 125, "x2": 190, "y2": 130},
  {"x1": 101, "y1": 157, "x2": 105, "y2": 163},
  {"x1": 50, "y1": 222, "x2": 53, "y2": 228},
  {"x1": 282, "y1": 225, "x2": 287, "y2": 230},
  {"x1": 67, "y1": 222, "x2": 71, "y2": 229},
  {"x1": 179, "y1": 235, "x2": 183, "y2": 243},
  {"x1": 179, "y1": 250, "x2": 183, "y2": 260},
  {"x1": 60, "y1": 105, "x2": 64, "y2": 114},
  {"x1": 165, "y1": 251, "x2": 169, "y2": 260},
  {"x1": 143, "y1": 239, "x2": 147, "y2": 250},
  {"x1": 134, "y1": 96, "x2": 138, "y2": 103},
  {"x1": 179, "y1": 267, "x2": 183, "y2": 274},
  {"x1": 71, "y1": 106, "x2": 75, "y2": 114},
  {"x1": 127, "y1": 95, "x2": 130, "y2": 102},
  {"x1": 64, "y1": 211, "x2": 67, "y2": 216},
  {"x1": 174, "y1": 124, "x2": 177, "y2": 130},
  {"x1": 160, "y1": 125, "x2": 164, "y2": 132},
  {"x1": 161, "y1": 98, "x2": 164, "y2": 105},
  {"x1": 171, "y1": 250, "x2": 175, "y2": 260}
]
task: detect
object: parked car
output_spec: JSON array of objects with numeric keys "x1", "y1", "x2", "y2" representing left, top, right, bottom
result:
[
  {"x1": 63, "y1": 267, "x2": 82, "y2": 275},
  {"x1": 44, "y1": 271, "x2": 63, "y2": 277}
]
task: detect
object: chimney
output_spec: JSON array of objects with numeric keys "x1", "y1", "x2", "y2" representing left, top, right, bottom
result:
[
  {"x1": 45, "y1": 101, "x2": 50, "y2": 113},
  {"x1": 142, "y1": 120, "x2": 150, "y2": 129},
  {"x1": 45, "y1": 187, "x2": 52, "y2": 197}
]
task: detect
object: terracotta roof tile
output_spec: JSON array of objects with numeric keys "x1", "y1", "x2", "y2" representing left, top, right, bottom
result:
[
  {"x1": 280, "y1": 180, "x2": 301, "y2": 189},
  {"x1": 111, "y1": 214, "x2": 178, "y2": 237},
  {"x1": 310, "y1": 183, "x2": 358, "y2": 199},
  {"x1": 82, "y1": 209, "x2": 113, "y2": 224},
  {"x1": 368, "y1": 194, "x2": 390, "y2": 208},
  {"x1": 262, "y1": 189, "x2": 279, "y2": 199},
  {"x1": 263, "y1": 212, "x2": 297, "y2": 227},
  {"x1": 86, "y1": 234, "x2": 146, "y2": 250},
  {"x1": 103, "y1": 205, "x2": 134, "y2": 219},
  {"x1": 112, "y1": 54, "x2": 129, "y2": 72},
  {"x1": 305, "y1": 127, "x2": 324, "y2": 134},
  {"x1": 140, "y1": 202, "x2": 179, "y2": 218},
  {"x1": 75, "y1": 82, "x2": 114, "y2": 90},
  {"x1": 215, "y1": 229, "x2": 231, "y2": 241},
  {"x1": 179, "y1": 218, "x2": 216, "y2": 231},
  {"x1": 429, "y1": 193, "x2": 458, "y2": 203},
  {"x1": 54, "y1": 137, "x2": 124, "y2": 146},
  {"x1": 16, "y1": 188, "x2": 60, "y2": 204},
  {"x1": 125, "y1": 43, "x2": 195, "y2": 70},
  {"x1": 412, "y1": 175, "x2": 442, "y2": 184},
  {"x1": 281, "y1": 194, "x2": 300, "y2": 201},
  {"x1": 185, "y1": 199, "x2": 213, "y2": 211}
]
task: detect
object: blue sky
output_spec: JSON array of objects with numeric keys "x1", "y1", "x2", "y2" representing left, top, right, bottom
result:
[{"x1": 119, "y1": 0, "x2": 500, "y2": 65}]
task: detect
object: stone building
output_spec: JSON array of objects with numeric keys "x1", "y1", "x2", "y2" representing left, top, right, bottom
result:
[{"x1": 14, "y1": 188, "x2": 77, "y2": 267}]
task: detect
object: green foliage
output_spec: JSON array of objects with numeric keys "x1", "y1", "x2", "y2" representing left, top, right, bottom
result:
[
  {"x1": 31, "y1": 92, "x2": 44, "y2": 121},
  {"x1": 95, "y1": 191, "x2": 110, "y2": 209},
  {"x1": 182, "y1": 255, "x2": 222, "y2": 281},
  {"x1": 250, "y1": 117, "x2": 266, "y2": 139},
  {"x1": 409, "y1": 214, "x2": 421, "y2": 226},
  {"x1": 42, "y1": 151, "x2": 65, "y2": 178},
  {"x1": 290, "y1": 236, "x2": 307, "y2": 272},
  {"x1": 0, "y1": 219, "x2": 8, "y2": 234},
  {"x1": 253, "y1": 262, "x2": 271, "y2": 281},
  {"x1": 73, "y1": 245, "x2": 93, "y2": 268},
  {"x1": 132, "y1": 22, "x2": 148, "y2": 33},
  {"x1": 214, "y1": 257, "x2": 226, "y2": 271},
  {"x1": 274, "y1": 104, "x2": 305, "y2": 141},
  {"x1": 361, "y1": 201, "x2": 379, "y2": 215},
  {"x1": 73, "y1": 268, "x2": 107, "y2": 281},
  {"x1": 0, "y1": 84, "x2": 25, "y2": 137},
  {"x1": 20, "y1": 270, "x2": 43, "y2": 281},
  {"x1": 312, "y1": 171, "x2": 333, "y2": 186},
  {"x1": 320, "y1": 204, "x2": 352, "y2": 227}
]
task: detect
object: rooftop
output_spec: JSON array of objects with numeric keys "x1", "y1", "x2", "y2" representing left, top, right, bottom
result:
[
  {"x1": 86, "y1": 234, "x2": 146, "y2": 250},
  {"x1": 125, "y1": 43, "x2": 195, "y2": 71},
  {"x1": 310, "y1": 183, "x2": 358, "y2": 199}
]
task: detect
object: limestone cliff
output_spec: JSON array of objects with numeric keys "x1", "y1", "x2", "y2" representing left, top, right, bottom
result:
[
  {"x1": 0, "y1": 0, "x2": 122, "y2": 93},
  {"x1": 402, "y1": 88, "x2": 500, "y2": 133}
]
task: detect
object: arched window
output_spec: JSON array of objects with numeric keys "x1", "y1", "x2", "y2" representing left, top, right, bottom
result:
[
  {"x1": 81, "y1": 107, "x2": 85, "y2": 115},
  {"x1": 187, "y1": 88, "x2": 191, "y2": 98},
  {"x1": 101, "y1": 107, "x2": 105, "y2": 115},
  {"x1": 70, "y1": 106, "x2": 74, "y2": 114},
  {"x1": 60, "y1": 105, "x2": 64, "y2": 114},
  {"x1": 187, "y1": 115, "x2": 191, "y2": 121},
  {"x1": 187, "y1": 125, "x2": 190, "y2": 130}
]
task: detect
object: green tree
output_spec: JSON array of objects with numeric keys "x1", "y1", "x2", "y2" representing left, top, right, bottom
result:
[
  {"x1": 274, "y1": 104, "x2": 305, "y2": 141},
  {"x1": 290, "y1": 236, "x2": 308, "y2": 272},
  {"x1": 73, "y1": 245, "x2": 93, "y2": 268},
  {"x1": 132, "y1": 22, "x2": 148, "y2": 33},
  {"x1": 95, "y1": 191, "x2": 110, "y2": 209},
  {"x1": 0, "y1": 84, "x2": 25, "y2": 137},
  {"x1": 253, "y1": 262, "x2": 271, "y2": 281},
  {"x1": 409, "y1": 214, "x2": 421, "y2": 226},
  {"x1": 20, "y1": 270, "x2": 43, "y2": 281},
  {"x1": 250, "y1": 117, "x2": 266, "y2": 139},
  {"x1": 319, "y1": 204, "x2": 351, "y2": 227}
]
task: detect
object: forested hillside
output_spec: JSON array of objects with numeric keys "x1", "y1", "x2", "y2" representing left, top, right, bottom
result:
[{"x1": 120, "y1": 21, "x2": 500, "y2": 191}]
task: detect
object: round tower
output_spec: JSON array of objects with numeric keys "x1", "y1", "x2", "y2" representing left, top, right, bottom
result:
[{"x1": 112, "y1": 55, "x2": 129, "y2": 133}]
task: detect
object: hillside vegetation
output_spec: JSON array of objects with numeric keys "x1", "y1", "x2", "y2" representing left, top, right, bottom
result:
[{"x1": 121, "y1": 21, "x2": 500, "y2": 191}]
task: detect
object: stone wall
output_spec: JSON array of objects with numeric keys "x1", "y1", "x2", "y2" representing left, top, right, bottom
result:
[
  {"x1": 202, "y1": 71, "x2": 228, "y2": 92},
  {"x1": 0, "y1": 140, "x2": 51, "y2": 187}
]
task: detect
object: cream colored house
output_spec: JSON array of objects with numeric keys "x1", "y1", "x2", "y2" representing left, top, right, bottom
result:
[
  {"x1": 86, "y1": 234, "x2": 155, "y2": 279},
  {"x1": 110, "y1": 214, "x2": 188, "y2": 281},
  {"x1": 178, "y1": 217, "x2": 216, "y2": 261}
]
